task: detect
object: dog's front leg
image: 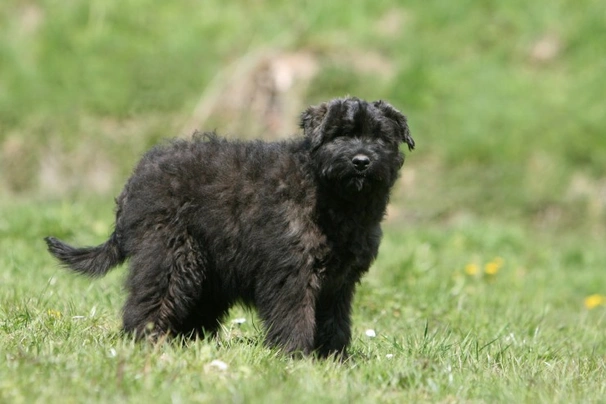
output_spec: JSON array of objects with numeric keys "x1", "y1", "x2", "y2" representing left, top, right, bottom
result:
[
  {"x1": 313, "y1": 280, "x2": 357, "y2": 359},
  {"x1": 256, "y1": 270, "x2": 319, "y2": 356}
]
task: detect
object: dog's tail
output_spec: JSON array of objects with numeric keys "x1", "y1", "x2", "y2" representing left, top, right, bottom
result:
[{"x1": 44, "y1": 232, "x2": 126, "y2": 277}]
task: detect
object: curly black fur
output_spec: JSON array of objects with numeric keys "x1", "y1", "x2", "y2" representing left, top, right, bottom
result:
[{"x1": 45, "y1": 97, "x2": 414, "y2": 358}]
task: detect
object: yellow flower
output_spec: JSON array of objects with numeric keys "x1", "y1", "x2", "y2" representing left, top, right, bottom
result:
[
  {"x1": 47, "y1": 309, "x2": 62, "y2": 319},
  {"x1": 485, "y1": 257, "x2": 504, "y2": 275},
  {"x1": 464, "y1": 263, "x2": 479, "y2": 275},
  {"x1": 584, "y1": 294, "x2": 606, "y2": 310}
]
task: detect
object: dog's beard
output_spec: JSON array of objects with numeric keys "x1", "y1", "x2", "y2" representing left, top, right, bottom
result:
[
  {"x1": 320, "y1": 162, "x2": 382, "y2": 195},
  {"x1": 348, "y1": 176, "x2": 368, "y2": 192}
]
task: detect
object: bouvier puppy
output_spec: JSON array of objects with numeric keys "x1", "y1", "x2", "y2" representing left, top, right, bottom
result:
[{"x1": 45, "y1": 97, "x2": 414, "y2": 358}]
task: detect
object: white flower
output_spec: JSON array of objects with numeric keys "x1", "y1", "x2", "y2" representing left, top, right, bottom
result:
[
  {"x1": 209, "y1": 360, "x2": 229, "y2": 371},
  {"x1": 365, "y1": 329, "x2": 376, "y2": 338}
]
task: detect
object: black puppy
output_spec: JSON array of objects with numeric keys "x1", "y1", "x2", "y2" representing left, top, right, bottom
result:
[{"x1": 45, "y1": 97, "x2": 414, "y2": 358}]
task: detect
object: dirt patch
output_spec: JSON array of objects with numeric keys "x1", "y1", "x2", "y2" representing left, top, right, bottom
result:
[{"x1": 182, "y1": 49, "x2": 320, "y2": 140}]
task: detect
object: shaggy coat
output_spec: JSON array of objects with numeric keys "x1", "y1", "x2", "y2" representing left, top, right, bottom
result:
[{"x1": 45, "y1": 97, "x2": 414, "y2": 357}]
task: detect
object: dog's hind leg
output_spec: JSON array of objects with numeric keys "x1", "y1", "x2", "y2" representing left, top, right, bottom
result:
[
  {"x1": 181, "y1": 279, "x2": 231, "y2": 339},
  {"x1": 121, "y1": 229, "x2": 207, "y2": 339}
]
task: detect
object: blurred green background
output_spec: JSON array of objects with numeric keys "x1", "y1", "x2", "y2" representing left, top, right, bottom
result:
[
  {"x1": 2, "y1": 3, "x2": 606, "y2": 401},
  {"x1": 1, "y1": 0, "x2": 605, "y2": 234}
]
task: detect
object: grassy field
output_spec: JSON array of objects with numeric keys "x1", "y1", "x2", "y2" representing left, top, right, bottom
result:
[
  {"x1": 2, "y1": 0, "x2": 606, "y2": 402},
  {"x1": 2, "y1": 199, "x2": 605, "y2": 402}
]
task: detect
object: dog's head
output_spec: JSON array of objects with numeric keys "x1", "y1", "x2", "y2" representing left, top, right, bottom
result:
[{"x1": 300, "y1": 97, "x2": 414, "y2": 196}]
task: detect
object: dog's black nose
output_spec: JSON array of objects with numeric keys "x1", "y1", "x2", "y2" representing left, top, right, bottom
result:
[{"x1": 352, "y1": 154, "x2": 370, "y2": 171}]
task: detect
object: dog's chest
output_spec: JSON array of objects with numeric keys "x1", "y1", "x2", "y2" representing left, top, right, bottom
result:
[{"x1": 319, "y1": 226, "x2": 381, "y2": 282}]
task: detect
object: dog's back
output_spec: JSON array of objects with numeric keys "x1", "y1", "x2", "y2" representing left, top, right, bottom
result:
[{"x1": 47, "y1": 133, "x2": 314, "y2": 275}]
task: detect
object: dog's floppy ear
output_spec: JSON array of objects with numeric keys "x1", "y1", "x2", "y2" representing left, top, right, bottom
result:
[
  {"x1": 373, "y1": 100, "x2": 415, "y2": 151},
  {"x1": 300, "y1": 102, "x2": 329, "y2": 149}
]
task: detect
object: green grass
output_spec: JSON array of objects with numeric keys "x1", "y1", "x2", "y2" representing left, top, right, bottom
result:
[
  {"x1": 1, "y1": 199, "x2": 605, "y2": 402},
  {"x1": 2, "y1": 0, "x2": 606, "y2": 402}
]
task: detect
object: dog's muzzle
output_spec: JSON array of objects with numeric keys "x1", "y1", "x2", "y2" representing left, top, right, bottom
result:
[{"x1": 352, "y1": 154, "x2": 371, "y2": 172}]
